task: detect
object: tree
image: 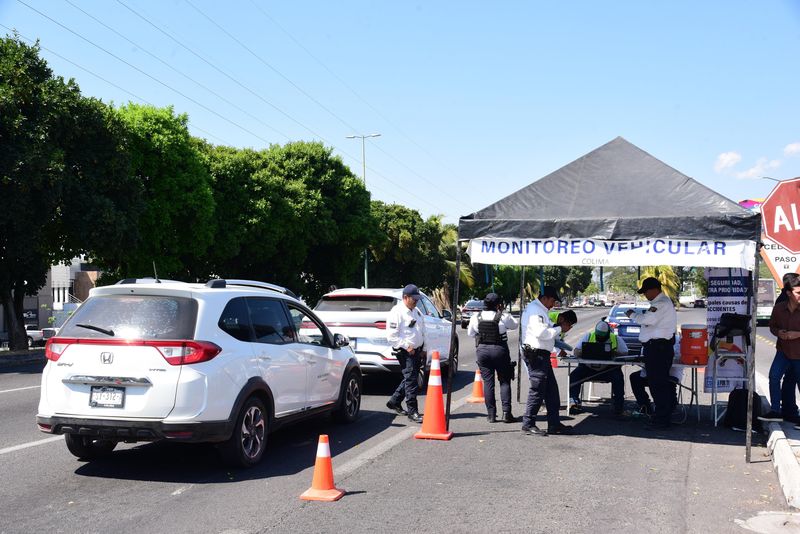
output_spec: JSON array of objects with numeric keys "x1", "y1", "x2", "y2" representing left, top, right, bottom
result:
[
  {"x1": 0, "y1": 36, "x2": 139, "y2": 349},
  {"x1": 98, "y1": 104, "x2": 215, "y2": 280},
  {"x1": 369, "y1": 201, "x2": 447, "y2": 291},
  {"x1": 605, "y1": 267, "x2": 638, "y2": 294},
  {"x1": 638, "y1": 265, "x2": 681, "y2": 301}
]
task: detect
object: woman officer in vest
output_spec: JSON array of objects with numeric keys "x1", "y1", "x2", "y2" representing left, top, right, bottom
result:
[{"x1": 467, "y1": 293, "x2": 519, "y2": 422}]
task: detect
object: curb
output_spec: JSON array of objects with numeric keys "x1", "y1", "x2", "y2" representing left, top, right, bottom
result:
[{"x1": 756, "y1": 370, "x2": 800, "y2": 509}]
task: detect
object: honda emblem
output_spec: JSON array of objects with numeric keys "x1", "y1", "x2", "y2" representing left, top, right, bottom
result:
[{"x1": 101, "y1": 352, "x2": 114, "y2": 364}]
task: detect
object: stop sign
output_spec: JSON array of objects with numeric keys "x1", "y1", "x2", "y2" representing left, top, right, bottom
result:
[{"x1": 762, "y1": 177, "x2": 800, "y2": 254}]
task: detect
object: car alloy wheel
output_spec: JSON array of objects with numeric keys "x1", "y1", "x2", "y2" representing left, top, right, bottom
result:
[
  {"x1": 334, "y1": 371, "x2": 361, "y2": 423},
  {"x1": 220, "y1": 396, "x2": 267, "y2": 467}
]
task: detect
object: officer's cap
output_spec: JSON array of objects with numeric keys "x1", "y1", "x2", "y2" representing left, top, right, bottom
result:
[
  {"x1": 402, "y1": 284, "x2": 421, "y2": 300},
  {"x1": 541, "y1": 286, "x2": 561, "y2": 302},
  {"x1": 484, "y1": 293, "x2": 500, "y2": 306},
  {"x1": 637, "y1": 277, "x2": 662, "y2": 294}
]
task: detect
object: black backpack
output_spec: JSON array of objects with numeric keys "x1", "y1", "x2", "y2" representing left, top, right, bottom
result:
[{"x1": 722, "y1": 387, "x2": 763, "y2": 432}]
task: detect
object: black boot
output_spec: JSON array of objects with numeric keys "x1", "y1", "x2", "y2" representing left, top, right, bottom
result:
[
  {"x1": 502, "y1": 411, "x2": 517, "y2": 423},
  {"x1": 487, "y1": 409, "x2": 497, "y2": 423}
]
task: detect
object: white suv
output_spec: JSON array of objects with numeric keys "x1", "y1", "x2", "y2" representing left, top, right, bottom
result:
[
  {"x1": 37, "y1": 279, "x2": 362, "y2": 467},
  {"x1": 313, "y1": 288, "x2": 458, "y2": 383}
]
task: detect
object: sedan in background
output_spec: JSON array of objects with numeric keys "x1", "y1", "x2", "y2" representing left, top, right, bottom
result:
[{"x1": 606, "y1": 303, "x2": 650, "y2": 356}]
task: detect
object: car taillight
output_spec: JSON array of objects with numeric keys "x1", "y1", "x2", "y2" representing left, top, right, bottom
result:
[
  {"x1": 608, "y1": 322, "x2": 618, "y2": 330},
  {"x1": 45, "y1": 338, "x2": 76, "y2": 361},
  {"x1": 44, "y1": 337, "x2": 221, "y2": 365},
  {"x1": 374, "y1": 321, "x2": 386, "y2": 329},
  {"x1": 150, "y1": 341, "x2": 222, "y2": 365}
]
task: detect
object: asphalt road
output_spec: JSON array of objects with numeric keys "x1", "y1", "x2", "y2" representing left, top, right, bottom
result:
[{"x1": 0, "y1": 306, "x2": 790, "y2": 533}]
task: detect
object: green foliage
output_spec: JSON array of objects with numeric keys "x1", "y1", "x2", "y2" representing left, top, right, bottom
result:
[
  {"x1": 0, "y1": 35, "x2": 139, "y2": 348},
  {"x1": 369, "y1": 201, "x2": 447, "y2": 291},
  {"x1": 605, "y1": 267, "x2": 638, "y2": 294},
  {"x1": 638, "y1": 265, "x2": 681, "y2": 300},
  {"x1": 101, "y1": 104, "x2": 215, "y2": 279}
]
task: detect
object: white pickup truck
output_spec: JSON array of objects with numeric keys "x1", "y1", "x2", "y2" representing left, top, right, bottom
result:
[{"x1": 25, "y1": 325, "x2": 44, "y2": 347}]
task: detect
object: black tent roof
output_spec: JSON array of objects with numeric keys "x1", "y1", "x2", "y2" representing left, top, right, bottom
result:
[{"x1": 459, "y1": 137, "x2": 760, "y2": 241}]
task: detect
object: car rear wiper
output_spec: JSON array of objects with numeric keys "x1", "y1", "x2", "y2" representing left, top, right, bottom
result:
[{"x1": 75, "y1": 323, "x2": 115, "y2": 337}]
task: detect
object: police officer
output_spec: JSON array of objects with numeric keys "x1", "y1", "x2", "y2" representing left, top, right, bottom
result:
[
  {"x1": 520, "y1": 286, "x2": 575, "y2": 436},
  {"x1": 386, "y1": 284, "x2": 427, "y2": 423},
  {"x1": 467, "y1": 293, "x2": 519, "y2": 423},
  {"x1": 626, "y1": 277, "x2": 677, "y2": 430}
]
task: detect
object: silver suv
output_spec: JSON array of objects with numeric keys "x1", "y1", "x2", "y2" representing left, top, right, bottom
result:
[{"x1": 37, "y1": 278, "x2": 362, "y2": 467}]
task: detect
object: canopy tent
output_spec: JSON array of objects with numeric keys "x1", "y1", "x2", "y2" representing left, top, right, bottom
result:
[{"x1": 447, "y1": 137, "x2": 762, "y2": 461}]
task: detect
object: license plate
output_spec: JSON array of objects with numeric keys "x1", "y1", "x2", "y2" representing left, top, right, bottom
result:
[
  {"x1": 627, "y1": 326, "x2": 640, "y2": 334},
  {"x1": 90, "y1": 386, "x2": 125, "y2": 408}
]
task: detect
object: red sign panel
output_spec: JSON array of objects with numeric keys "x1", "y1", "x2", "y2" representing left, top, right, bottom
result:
[{"x1": 762, "y1": 177, "x2": 800, "y2": 254}]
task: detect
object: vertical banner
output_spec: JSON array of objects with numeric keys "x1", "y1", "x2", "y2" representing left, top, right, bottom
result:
[{"x1": 704, "y1": 268, "x2": 751, "y2": 392}]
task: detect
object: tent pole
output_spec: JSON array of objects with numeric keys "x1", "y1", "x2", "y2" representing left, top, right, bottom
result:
[
  {"x1": 445, "y1": 235, "x2": 463, "y2": 430},
  {"x1": 517, "y1": 266, "x2": 526, "y2": 402},
  {"x1": 745, "y1": 236, "x2": 762, "y2": 463}
]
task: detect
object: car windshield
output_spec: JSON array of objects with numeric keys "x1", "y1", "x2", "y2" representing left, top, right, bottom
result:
[
  {"x1": 58, "y1": 294, "x2": 198, "y2": 340},
  {"x1": 464, "y1": 300, "x2": 485, "y2": 308},
  {"x1": 315, "y1": 295, "x2": 397, "y2": 312}
]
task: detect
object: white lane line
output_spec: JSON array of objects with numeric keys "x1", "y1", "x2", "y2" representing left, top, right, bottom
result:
[
  {"x1": 0, "y1": 435, "x2": 63, "y2": 456},
  {"x1": 334, "y1": 393, "x2": 471, "y2": 479},
  {"x1": 171, "y1": 484, "x2": 195, "y2": 496},
  {"x1": 0, "y1": 385, "x2": 40, "y2": 394}
]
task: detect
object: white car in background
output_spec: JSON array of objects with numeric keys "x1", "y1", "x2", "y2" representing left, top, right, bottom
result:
[{"x1": 313, "y1": 288, "x2": 459, "y2": 384}]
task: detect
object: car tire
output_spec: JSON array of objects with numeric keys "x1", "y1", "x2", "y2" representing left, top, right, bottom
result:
[
  {"x1": 416, "y1": 366, "x2": 426, "y2": 391},
  {"x1": 27, "y1": 336, "x2": 33, "y2": 348},
  {"x1": 219, "y1": 396, "x2": 268, "y2": 468},
  {"x1": 64, "y1": 434, "x2": 117, "y2": 460},
  {"x1": 333, "y1": 370, "x2": 362, "y2": 423}
]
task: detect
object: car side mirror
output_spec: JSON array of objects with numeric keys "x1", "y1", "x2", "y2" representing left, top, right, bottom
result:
[
  {"x1": 442, "y1": 309, "x2": 453, "y2": 320},
  {"x1": 333, "y1": 333, "x2": 350, "y2": 348}
]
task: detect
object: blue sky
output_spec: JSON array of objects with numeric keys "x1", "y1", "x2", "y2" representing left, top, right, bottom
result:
[{"x1": 2, "y1": 0, "x2": 799, "y2": 224}]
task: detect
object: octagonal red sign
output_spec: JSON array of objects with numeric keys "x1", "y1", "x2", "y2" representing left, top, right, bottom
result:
[{"x1": 762, "y1": 177, "x2": 800, "y2": 254}]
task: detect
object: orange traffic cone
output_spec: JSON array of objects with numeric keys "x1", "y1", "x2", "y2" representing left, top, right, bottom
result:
[
  {"x1": 550, "y1": 352, "x2": 559, "y2": 368},
  {"x1": 467, "y1": 368, "x2": 485, "y2": 403},
  {"x1": 415, "y1": 351, "x2": 454, "y2": 441},
  {"x1": 299, "y1": 434, "x2": 345, "y2": 501}
]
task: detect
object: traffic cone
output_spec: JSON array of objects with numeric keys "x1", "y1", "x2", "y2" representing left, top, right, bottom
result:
[
  {"x1": 466, "y1": 368, "x2": 485, "y2": 403},
  {"x1": 415, "y1": 351, "x2": 454, "y2": 441},
  {"x1": 299, "y1": 434, "x2": 345, "y2": 501}
]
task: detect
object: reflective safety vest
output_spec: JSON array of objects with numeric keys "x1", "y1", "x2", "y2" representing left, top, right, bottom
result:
[
  {"x1": 477, "y1": 311, "x2": 507, "y2": 345},
  {"x1": 587, "y1": 331, "x2": 618, "y2": 351},
  {"x1": 549, "y1": 311, "x2": 566, "y2": 340}
]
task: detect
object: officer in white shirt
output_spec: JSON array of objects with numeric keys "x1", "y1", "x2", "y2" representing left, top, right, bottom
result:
[
  {"x1": 519, "y1": 286, "x2": 575, "y2": 436},
  {"x1": 626, "y1": 277, "x2": 677, "y2": 430},
  {"x1": 386, "y1": 284, "x2": 427, "y2": 423}
]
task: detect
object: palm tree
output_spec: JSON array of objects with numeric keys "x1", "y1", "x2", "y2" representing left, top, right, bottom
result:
[
  {"x1": 638, "y1": 266, "x2": 681, "y2": 301},
  {"x1": 440, "y1": 225, "x2": 475, "y2": 288}
]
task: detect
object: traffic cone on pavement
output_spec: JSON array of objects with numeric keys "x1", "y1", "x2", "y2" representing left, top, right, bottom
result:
[
  {"x1": 299, "y1": 434, "x2": 345, "y2": 501},
  {"x1": 466, "y1": 368, "x2": 485, "y2": 403},
  {"x1": 415, "y1": 351, "x2": 454, "y2": 441}
]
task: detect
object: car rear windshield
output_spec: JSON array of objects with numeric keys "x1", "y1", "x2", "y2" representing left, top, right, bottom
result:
[
  {"x1": 464, "y1": 300, "x2": 485, "y2": 308},
  {"x1": 315, "y1": 295, "x2": 397, "y2": 312},
  {"x1": 58, "y1": 294, "x2": 198, "y2": 340}
]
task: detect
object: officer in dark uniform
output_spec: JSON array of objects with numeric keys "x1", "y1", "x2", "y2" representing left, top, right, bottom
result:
[{"x1": 467, "y1": 293, "x2": 519, "y2": 422}]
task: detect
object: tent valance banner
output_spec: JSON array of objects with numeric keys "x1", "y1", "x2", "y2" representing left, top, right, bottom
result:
[{"x1": 467, "y1": 237, "x2": 756, "y2": 270}]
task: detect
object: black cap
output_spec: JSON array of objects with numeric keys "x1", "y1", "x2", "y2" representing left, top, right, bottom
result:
[
  {"x1": 637, "y1": 277, "x2": 662, "y2": 294},
  {"x1": 402, "y1": 284, "x2": 421, "y2": 300},
  {"x1": 484, "y1": 293, "x2": 500, "y2": 306},
  {"x1": 541, "y1": 286, "x2": 561, "y2": 302}
]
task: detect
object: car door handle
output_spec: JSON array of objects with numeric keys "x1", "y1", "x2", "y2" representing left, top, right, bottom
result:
[{"x1": 258, "y1": 355, "x2": 272, "y2": 361}]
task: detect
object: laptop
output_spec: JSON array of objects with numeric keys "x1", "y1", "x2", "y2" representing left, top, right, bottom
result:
[{"x1": 581, "y1": 341, "x2": 613, "y2": 360}]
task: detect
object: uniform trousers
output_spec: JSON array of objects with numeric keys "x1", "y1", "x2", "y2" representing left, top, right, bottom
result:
[
  {"x1": 643, "y1": 338, "x2": 674, "y2": 425},
  {"x1": 389, "y1": 346, "x2": 423, "y2": 413},
  {"x1": 476, "y1": 342, "x2": 513, "y2": 416},
  {"x1": 522, "y1": 348, "x2": 561, "y2": 428}
]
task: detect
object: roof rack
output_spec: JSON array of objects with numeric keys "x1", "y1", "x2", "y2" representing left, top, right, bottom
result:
[{"x1": 205, "y1": 279, "x2": 297, "y2": 299}]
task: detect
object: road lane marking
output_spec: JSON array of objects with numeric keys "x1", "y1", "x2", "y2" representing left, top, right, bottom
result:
[
  {"x1": 0, "y1": 435, "x2": 63, "y2": 456},
  {"x1": 334, "y1": 393, "x2": 471, "y2": 479},
  {"x1": 0, "y1": 385, "x2": 40, "y2": 394}
]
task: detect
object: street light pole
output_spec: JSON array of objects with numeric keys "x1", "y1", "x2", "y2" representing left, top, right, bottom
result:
[{"x1": 346, "y1": 133, "x2": 381, "y2": 289}]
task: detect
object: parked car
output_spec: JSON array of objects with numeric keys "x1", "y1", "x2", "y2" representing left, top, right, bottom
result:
[
  {"x1": 460, "y1": 299, "x2": 486, "y2": 329},
  {"x1": 693, "y1": 298, "x2": 706, "y2": 308},
  {"x1": 313, "y1": 288, "x2": 458, "y2": 384},
  {"x1": 605, "y1": 303, "x2": 651, "y2": 355},
  {"x1": 37, "y1": 278, "x2": 361, "y2": 467},
  {"x1": 25, "y1": 325, "x2": 44, "y2": 347}
]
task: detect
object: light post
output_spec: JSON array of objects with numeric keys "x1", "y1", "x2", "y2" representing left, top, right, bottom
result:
[{"x1": 346, "y1": 133, "x2": 381, "y2": 288}]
